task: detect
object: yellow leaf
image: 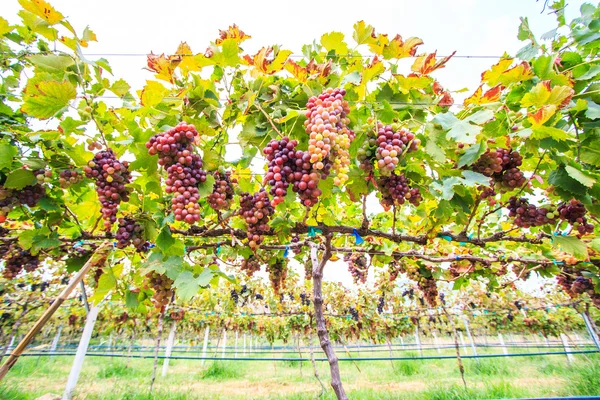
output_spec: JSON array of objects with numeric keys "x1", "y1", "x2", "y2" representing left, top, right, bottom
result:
[
  {"x1": 215, "y1": 24, "x2": 251, "y2": 45},
  {"x1": 146, "y1": 53, "x2": 181, "y2": 83},
  {"x1": 242, "y1": 47, "x2": 292, "y2": 75},
  {"x1": 463, "y1": 84, "x2": 504, "y2": 106},
  {"x1": 284, "y1": 59, "x2": 332, "y2": 83},
  {"x1": 0, "y1": 17, "x2": 10, "y2": 36},
  {"x1": 357, "y1": 57, "x2": 385, "y2": 99},
  {"x1": 18, "y1": 0, "x2": 64, "y2": 25},
  {"x1": 139, "y1": 80, "x2": 168, "y2": 107},
  {"x1": 527, "y1": 104, "x2": 557, "y2": 126},
  {"x1": 482, "y1": 59, "x2": 533, "y2": 86},
  {"x1": 521, "y1": 80, "x2": 574, "y2": 109},
  {"x1": 176, "y1": 42, "x2": 202, "y2": 74},
  {"x1": 411, "y1": 51, "x2": 455, "y2": 75},
  {"x1": 395, "y1": 74, "x2": 432, "y2": 94},
  {"x1": 382, "y1": 35, "x2": 423, "y2": 59}
]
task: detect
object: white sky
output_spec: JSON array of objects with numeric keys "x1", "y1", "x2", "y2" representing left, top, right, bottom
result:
[{"x1": 2, "y1": 0, "x2": 578, "y2": 290}]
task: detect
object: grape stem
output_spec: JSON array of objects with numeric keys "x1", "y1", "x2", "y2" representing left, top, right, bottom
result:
[{"x1": 255, "y1": 102, "x2": 284, "y2": 139}]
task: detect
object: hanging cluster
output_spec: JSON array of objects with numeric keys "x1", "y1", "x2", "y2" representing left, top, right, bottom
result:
[
  {"x1": 377, "y1": 172, "x2": 422, "y2": 210},
  {"x1": 344, "y1": 253, "x2": 369, "y2": 284},
  {"x1": 115, "y1": 217, "x2": 150, "y2": 252},
  {"x1": 507, "y1": 197, "x2": 557, "y2": 228},
  {"x1": 358, "y1": 122, "x2": 419, "y2": 174},
  {"x1": 238, "y1": 189, "x2": 275, "y2": 249},
  {"x1": 2, "y1": 249, "x2": 40, "y2": 279},
  {"x1": 0, "y1": 177, "x2": 46, "y2": 220},
  {"x1": 240, "y1": 255, "x2": 261, "y2": 276},
  {"x1": 145, "y1": 123, "x2": 207, "y2": 224},
  {"x1": 84, "y1": 149, "x2": 132, "y2": 230},
  {"x1": 144, "y1": 271, "x2": 174, "y2": 309},
  {"x1": 304, "y1": 88, "x2": 354, "y2": 186},
  {"x1": 267, "y1": 258, "x2": 288, "y2": 295},
  {"x1": 207, "y1": 171, "x2": 236, "y2": 211},
  {"x1": 472, "y1": 148, "x2": 526, "y2": 195},
  {"x1": 558, "y1": 199, "x2": 594, "y2": 236}
]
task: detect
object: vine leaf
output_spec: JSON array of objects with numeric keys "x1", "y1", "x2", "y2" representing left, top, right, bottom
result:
[
  {"x1": 482, "y1": 59, "x2": 533, "y2": 86},
  {"x1": 457, "y1": 143, "x2": 485, "y2": 168},
  {"x1": 27, "y1": 54, "x2": 74, "y2": 72},
  {"x1": 565, "y1": 165, "x2": 596, "y2": 188},
  {"x1": 552, "y1": 236, "x2": 587, "y2": 259},
  {"x1": 197, "y1": 174, "x2": 215, "y2": 199},
  {"x1": 18, "y1": 0, "x2": 64, "y2": 25},
  {"x1": 0, "y1": 143, "x2": 17, "y2": 170},
  {"x1": 321, "y1": 32, "x2": 349, "y2": 55},
  {"x1": 4, "y1": 169, "x2": 34, "y2": 189},
  {"x1": 21, "y1": 80, "x2": 77, "y2": 119}
]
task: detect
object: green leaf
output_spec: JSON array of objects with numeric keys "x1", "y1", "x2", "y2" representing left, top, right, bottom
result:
[
  {"x1": 4, "y1": 169, "x2": 35, "y2": 189},
  {"x1": 533, "y1": 55, "x2": 553, "y2": 79},
  {"x1": 110, "y1": 79, "x2": 130, "y2": 97},
  {"x1": 27, "y1": 54, "x2": 74, "y2": 72},
  {"x1": 0, "y1": 143, "x2": 18, "y2": 169},
  {"x1": 457, "y1": 143, "x2": 484, "y2": 168},
  {"x1": 553, "y1": 236, "x2": 587, "y2": 259},
  {"x1": 461, "y1": 171, "x2": 490, "y2": 187},
  {"x1": 581, "y1": 142, "x2": 600, "y2": 166},
  {"x1": 197, "y1": 174, "x2": 215, "y2": 199},
  {"x1": 352, "y1": 21, "x2": 376, "y2": 46},
  {"x1": 446, "y1": 120, "x2": 481, "y2": 144},
  {"x1": 125, "y1": 290, "x2": 140, "y2": 309},
  {"x1": 89, "y1": 273, "x2": 116, "y2": 304},
  {"x1": 531, "y1": 126, "x2": 568, "y2": 141},
  {"x1": 321, "y1": 32, "x2": 349, "y2": 54},
  {"x1": 21, "y1": 80, "x2": 77, "y2": 119},
  {"x1": 173, "y1": 271, "x2": 201, "y2": 301},
  {"x1": 156, "y1": 226, "x2": 175, "y2": 253},
  {"x1": 586, "y1": 100, "x2": 600, "y2": 119},
  {"x1": 219, "y1": 39, "x2": 240, "y2": 67},
  {"x1": 430, "y1": 177, "x2": 462, "y2": 201},
  {"x1": 465, "y1": 110, "x2": 494, "y2": 124},
  {"x1": 565, "y1": 165, "x2": 596, "y2": 188},
  {"x1": 548, "y1": 166, "x2": 588, "y2": 196}
]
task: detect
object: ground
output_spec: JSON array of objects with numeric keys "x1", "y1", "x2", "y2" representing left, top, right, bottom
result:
[{"x1": 1, "y1": 341, "x2": 599, "y2": 399}]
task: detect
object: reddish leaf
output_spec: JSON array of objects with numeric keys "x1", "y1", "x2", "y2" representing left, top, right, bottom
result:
[
  {"x1": 411, "y1": 51, "x2": 455, "y2": 75},
  {"x1": 215, "y1": 24, "x2": 251, "y2": 45}
]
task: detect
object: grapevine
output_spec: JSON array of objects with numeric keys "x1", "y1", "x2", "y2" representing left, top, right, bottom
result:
[
  {"x1": 238, "y1": 189, "x2": 275, "y2": 249},
  {"x1": 144, "y1": 271, "x2": 174, "y2": 309},
  {"x1": 115, "y1": 217, "x2": 150, "y2": 252},
  {"x1": 207, "y1": 170, "x2": 236, "y2": 211},
  {"x1": 557, "y1": 199, "x2": 594, "y2": 236},
  {"x1": 377, "y1": 172, "x2": 422, "y2": 210},
  {"x1": 507, "y1": 197, "x2": 557, "y2": 228},
  {"x1": 344, "y1": 253, "x2": 369, "y2": 284}
]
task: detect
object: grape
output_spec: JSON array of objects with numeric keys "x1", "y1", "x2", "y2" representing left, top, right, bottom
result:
[
  {"x1": 3, "y1": 249, "x2": 40, "y2": 279},
  {"x1": 83, "y1": 149, "x2": 132, "y2": 231},
  {"x1": 230, "y1": 289, "x2": 239, "y2": 304},
  {"x1": 344, "y1": 253, "x2": 368, "y2": 284},
  {"x1": 255, "y1": 293, "x2": 264, "y2": 300},
  {"x1": 571, "y1": 276, "x2": 593, "y2": 295},
  {"x1": 58, "y1": 169, "x2": 83, "y2": 188},
  {"x1": 389, "y1": 260, "x2": 401, "y2": 282},
  {"x1": 507, "y1": 196, "x2": 557, "y2": 228},
  {"x1": 115, "y1": 217, "x2": 150, "y2": 252},
  {"x1": 374, "y1": 123, "x2": 419, "y2": 174},
  {"x1": 377, "y1": 295, "x2": 385, "y2": 313},
  {"x1": 16, "y1": 184, "x2": 45, "y2": 207},
  {"x1": 145, "y1": 123, "x2": 207, "y2": 224},
  {"x1": 207, "y1": 171, "x2": 236, "y2": 211},
  {"x1": 418, "y1": 276, "x2": 438, "y2": 306},
  {"x1": 267, "y1": 258, "x2": 287, "y2": 295},
  {"x1": 300, "y1": 292, "x2": 311, "y2": 306},
  {"x1": 472, "y1": 149, "x2": 505, "y2": 177},
  {"x1": 68, "y1": 314, "x2": 78, "y2": 326},
  {"x1": 348, "y1": 307, "x2": 359, "y2": 321},
  {"x1": 472, "y1": 148, "x2": 526, "y2": 190},
  {"x1": 241, "y1": 255, "x2": 261, "y2": 276},
  {"x1": 377, "y1": 172, "x2": 422, "y2": 211},
  {"x1": 144, "y1": 271, "x2": 174, "y2": 308},
  {"x1": 558, "y1": 199, "x2": 594, "y2": 236},
  {"x1": 304, "y1": 88, "x2": 354, "y2": 186},
  {"x1": 238, "y1": 189, "x2": 275, "y2": 249}
]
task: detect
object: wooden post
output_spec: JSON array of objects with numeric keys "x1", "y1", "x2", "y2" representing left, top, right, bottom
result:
[
  {"x1": 461, "y1": 316, "x2": 478, "y2": 360},
  {"x1": 221, "y1": 330, "x2": 227, "y2": 359},
  {"x1": 201, "y1": 326, "x2": 209, "y2": 366},
  {"x1": 560, "y1": 333, "x2": 574, "y2": 364},
  {"x1": 62, "y1": 303, "x2": 101, "y2": 400},
  {"x1": 498, "y1": 333, "x2": 508, "y2": 356},
  {"x1": 0, "y1": 243, "x2": 110, "y2": 382},
  {"x1": 161, "y1": 321, "x2": 177, "y2": 377},
  {"x1": 50, "y1": 325, "x2": 63, "y2": 359}
]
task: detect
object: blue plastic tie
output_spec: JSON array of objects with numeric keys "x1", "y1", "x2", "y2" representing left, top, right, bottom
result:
[
  {"x1": 112, "y1": 242, "x2": 117, "y2": 248},
  {"x1": 438, "y1": 234, "x2": 452, "y2": 242},
  {"x1": 307, "y1": 226, "x2": 322, "y2": 237},
  {"x1": 216, "y1": 245, "x2": 221, "y2": 256},
  {"x1": 353, "y1": 228, "x2": 364, "y2": 245},
  {"x1": 455, "y1": 256, "x2": 461, "y2": 260},
  {"x1": 283, "y1": 245, "x2": 290, "y2": 258},
  {"x1": 148, "y1": 243, "x2": 156, "y2": 249},
  {"x1": 73, "y1": 240, "x2": 84, "y2": 248}
]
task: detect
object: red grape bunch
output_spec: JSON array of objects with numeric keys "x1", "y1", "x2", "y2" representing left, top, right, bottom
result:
[
  {"x1": 145, "y1": 123, "x2": 207, "y2": 224},
  {"x1": 238, "y1": 189, "x2": 275, "y2": 249},
  {"x1": 116, "y1": 217, "x2": 150, "y2": 252},
  {"x1": 507, "y1": 196, "x2": 557, "y2": 228},
  {"x1": 241, "y1": 255, "x2": 261, "y2": 276},
  {"x1": 472, "y1": 148, "x2": 526, "y2": 194},
  {"x1": 267, "y1": 259, "x2": 288, "y2": 295},
  {"x1": 144, "y1": 271, "x2": 174, "y2": 309},
  {"x1": 84, "y1": 149, "x2": 132, "y2": 231},
  {"x1": 58, "y1": 169, "x2": 83, "y2": 188},
  {"x1": 377, "y1": 172, "x2": 422, "y2": 211},
  {"x1": 263, "y1": 137, "x2": 330, "y2": 207},
  {"x1": 344, "y1": 253, "x2": 369, "y2": 284},
  {"x1": 3, "y1": 249, "x2": 40, "y2": 279},
  {"x1": 304, "y1": 88, "x2": 354, "y2": 186},
  {"x1": 374, "y1": 123, "x2": 419, "y2": 174},
  {"x1": 207, "y1": 171, "x2": 236, "y2": 211},
  {"x1": 557, "y1": 199, "x2": 594, "y2": 236}
]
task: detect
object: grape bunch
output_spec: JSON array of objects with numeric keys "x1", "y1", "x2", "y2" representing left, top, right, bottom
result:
[
  {"x1": 300, "y1": 292, "x2": 310, "y2": 306},
  {"x1": 0, "y1": 187, "x2": 15, "y2": 219},
  {"x1": 558, "y1": 199, "x2": 594, "y2": 236},
  {"x1": 145, "y1": 123, "x2": 207, "y2": 224},
  {"x1": 230, "y1": 289, "x2": 239, "y2": 304},
  {"x1": 348, "y1": 307, "x2": 359, "y2": 321},
  {"x1": 389, "y1": 260, "x2": 401, "y2": 282},
  {"x1": 84, "y1": 149, "x2": 132, "y2": 231},
  {"x1": 507, "y1": 197, "x2": 557, "y2": 228},
  {"x1": 377, "y1": 296, "x2": 385, "y2": 313},
  {"x1": 304, "y1": 88, "x2": 354, "y2": 186},
  {"x1": 344, "y1": 253, "x2": 368, "y2": 284},
  {"x1": 58, "y1": 169, "x2": 83, "y2": 188},
  {"x1": 267, "y1": 259, "x2": 288, "y2": 295},
  {"x1": 263, "y1": 137, "x2": 330, "y2": 208},
  {"x1": 472, "y1": 148, "x2": 526, "y2": 192},
  {"x1": 16, "y1": 183, "x2": 45, "y2": 207},
  {"x1": 3, "y1": 249, "x2": 40, "y2": 279},
  {"x1": 241, "y1": 255, "x2": 261, "y2": 276},
  {"x1": 115, "y1": 217, "x2": 150, "y2": 252},
  {"x1": 144, "y1": 271, "x2": 174, "y2": 309},
  {"x1": 377, "y1": 172, "x2": 422, "y2": 211},
  {"x1": 418, "y1": 276, "x2": 439, "y2": 306},
  {"x1": 207, "y1": 171, "x2": 236, "y2": 211},
  {"x1": 238, "y1": 189, "x2": 275, "y2": 249},
  {"x1": 375, "y1": 124, "x2": 419, "y2": 174},
  {"x1": 571, "y1": 276, "x2": 594, "y2": 295}
]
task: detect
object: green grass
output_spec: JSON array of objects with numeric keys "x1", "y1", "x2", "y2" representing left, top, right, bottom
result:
[
  {"x1": 568, "y1": 358, "x2": 600, "y2": 396},
  {"x1": 0, "y1": 385, "x2": 28, "y2": 400},
  {"x1": 97, "y1": 362, "x2": 135, "y2": 378},
  {"x1": 200, "y1": 361, "x2": 241, "y2": 380},
  {"x1": 467, "y1": 358, "x2": 511, "y2": 376}
]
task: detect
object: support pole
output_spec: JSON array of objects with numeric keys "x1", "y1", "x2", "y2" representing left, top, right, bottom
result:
[
  {"x1": 62, "y1": 303, "x2": 101, "y2": 400},
  {"x1": 0, "y1": 243, "x2": 110, "y2": 382},
  {"x1": 221, "y1": 330, "x2": 227, "y2": 359},
  {"x1": 161, "y1": 321, "x2": 177, "y2": 377},
  {"x1": 79, "y1": 281, "x2": 90, "y2": 315},
  {"x1": 458, "y1": 331, "x2": 468, "y2": 354},
  {"x1": 50, "y1": 325, "x2": 63, "y2": 359},
  {"x1": 498, "y1": 333, "x2": 508, "y2": 356},
  {"x1": 461, "y1": 316, "x2": 478, "y2": 360},
  {"x1": 560, "y1": 333, "x2": 574, "y2": 364},
  {"x1": 582, "y1": 312, "x2": 600, "y2": 351},
  {"x1": 243, "y1": 333, "x2": 247, "y2": 355},
  {"x1": 432, "y1": 331, "x2": 441, "y2": 354},
  {"x1": 201, "y1": 326, "x2": 209, "y2": 366},
  {"x1": 235, "y1": 330, "x2": 238, "y2": 359},
  {"x1": 414, "y1": 326, "x2": 422, "y2": 356}
]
